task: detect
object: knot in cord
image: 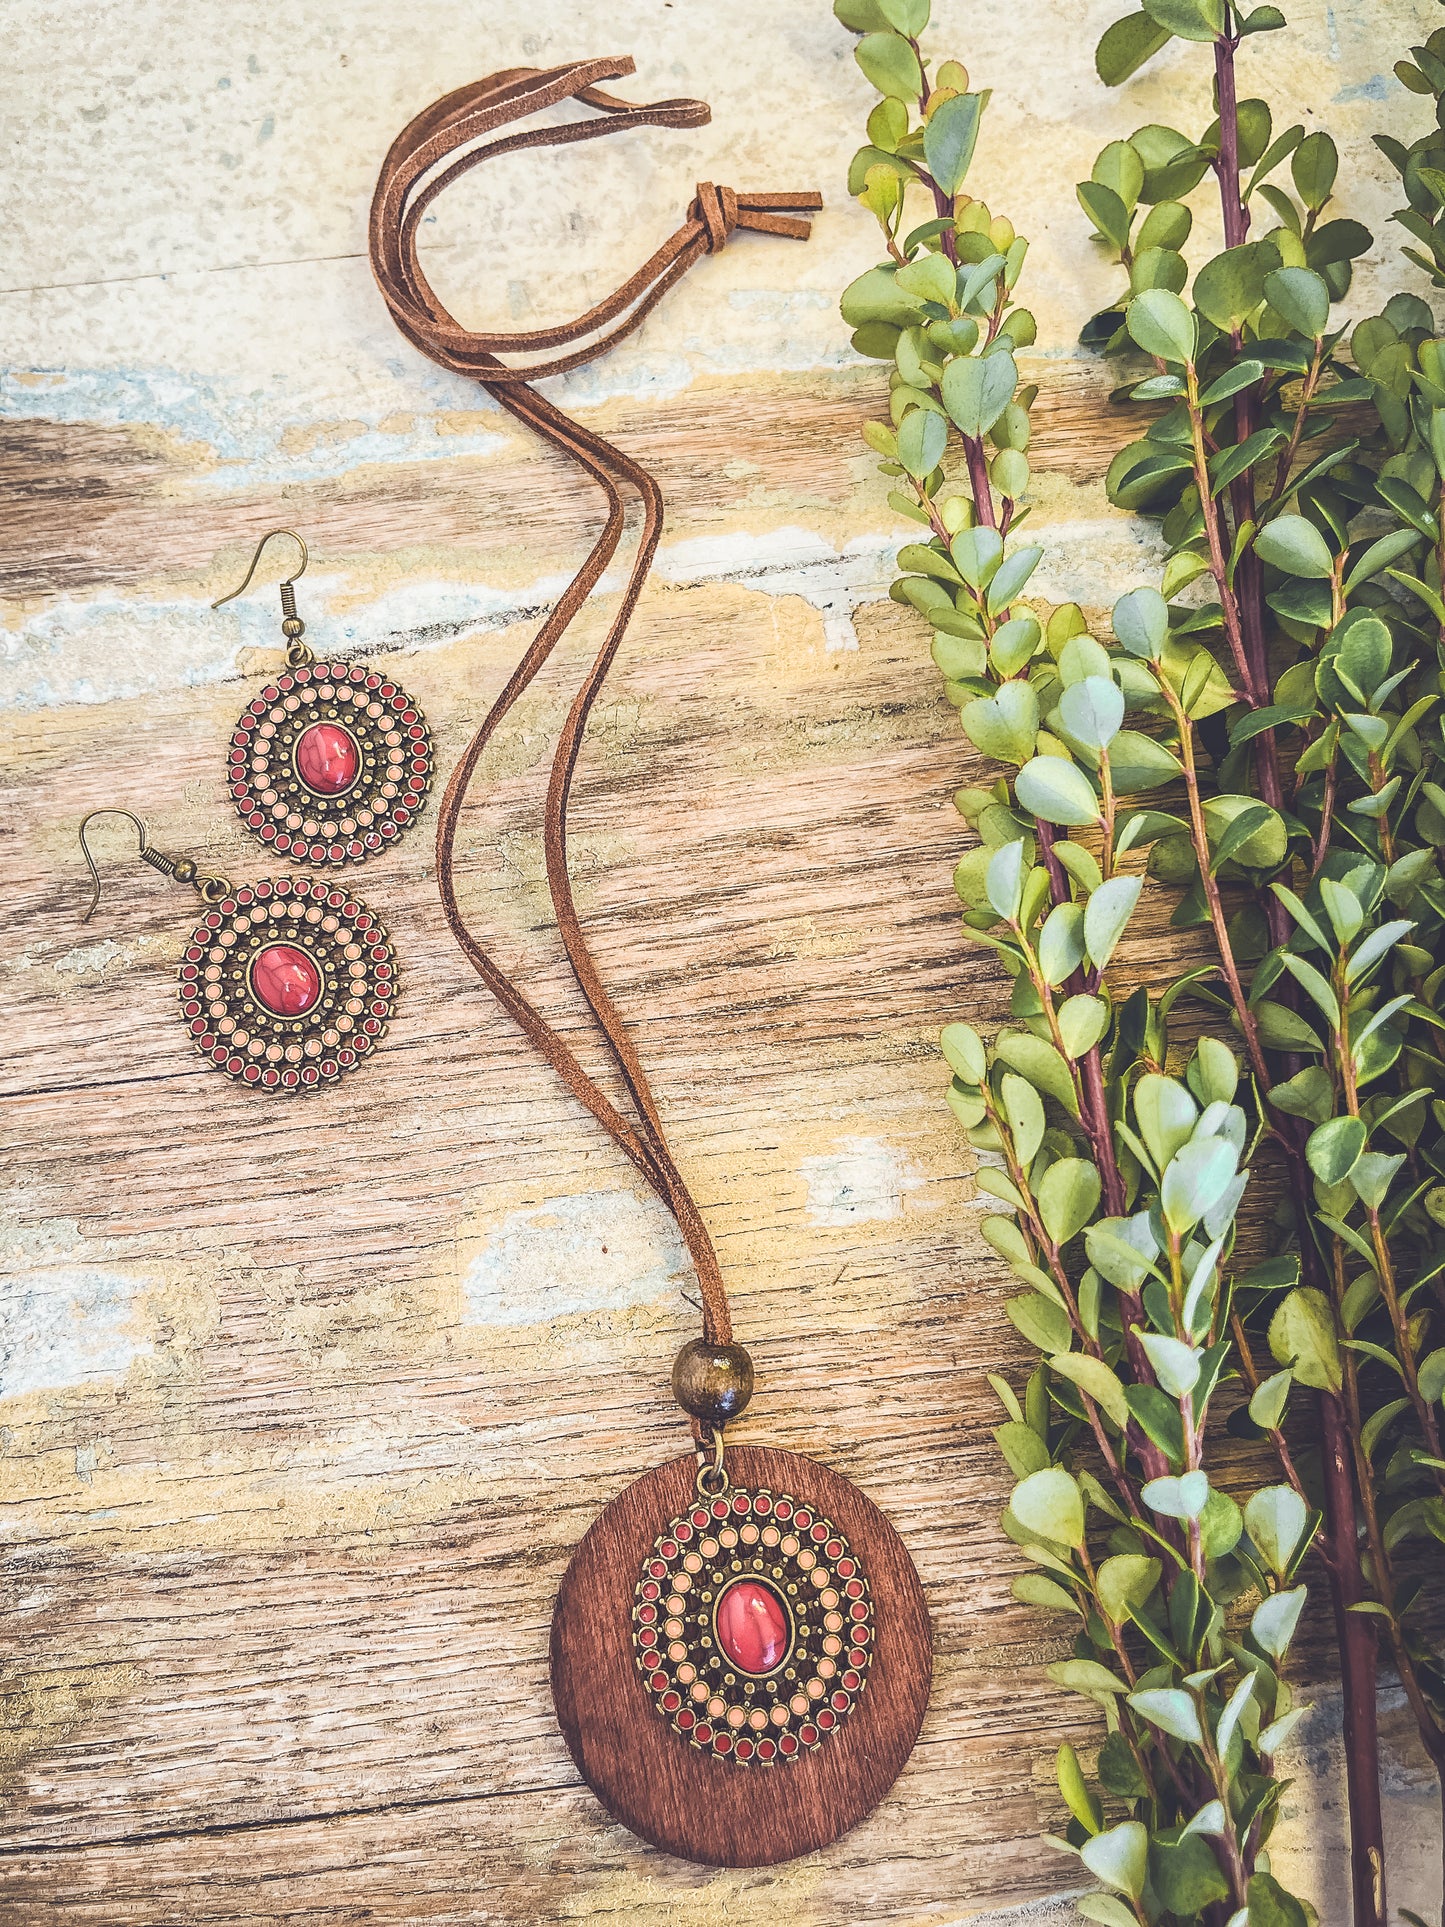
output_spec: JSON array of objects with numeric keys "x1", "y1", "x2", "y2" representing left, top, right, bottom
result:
[{"x1": 692, "y1": 181, "x2": 738, "y2": 253}]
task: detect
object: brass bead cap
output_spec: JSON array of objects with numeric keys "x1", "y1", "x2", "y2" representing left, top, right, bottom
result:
[{"x1": 671, "y1": 1337, "x2": 753, "y2": 1425}]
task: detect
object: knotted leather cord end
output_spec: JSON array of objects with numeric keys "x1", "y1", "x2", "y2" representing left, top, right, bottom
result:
[
  {"x1": 371, "y1": 63, "x2": 820, "y2": 1380},
  {"x1": 691, "y1": 182, "x2": 823, "y2": 252}
]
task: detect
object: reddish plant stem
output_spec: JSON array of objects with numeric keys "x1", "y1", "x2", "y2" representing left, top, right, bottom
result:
[{"x1": 1210, "y1": 35, "x2": 1386, "y2": 1924}]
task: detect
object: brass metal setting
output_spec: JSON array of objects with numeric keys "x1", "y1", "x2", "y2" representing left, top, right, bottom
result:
[
  {"x1": 178, "y1": 876, "x2": 397, "y2": 1093},
  {"x1": 709, "y1": 1575, "x2": 795, "y2": 1680},
  {"x1": 632, "y1": 1487, "x2": 874, "y2": 1766},
  {"x1": 226, "y1": 661, "x2": 433, "y2": 867},
  {"x1": 696, "y1": 1429, "x2": 728, "y2": 1497}
]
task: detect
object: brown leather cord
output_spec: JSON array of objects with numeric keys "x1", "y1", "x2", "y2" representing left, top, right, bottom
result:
[{"x1": 369, "y1": 58, "x2": 818, "y2": 1361}]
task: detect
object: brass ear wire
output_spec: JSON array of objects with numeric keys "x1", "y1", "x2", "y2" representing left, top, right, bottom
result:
[
  {"x1": 78, "y1": 809, "x2": 232, "y2": 924},
  {"x1": 210, "y1": 529, "x2": 313, "y2": 667}
]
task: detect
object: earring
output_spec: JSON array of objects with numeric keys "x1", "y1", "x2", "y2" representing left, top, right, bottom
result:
[
  {"x1": 79, "y1": 809, "x2": 399, "y2": 1095},
  {"x1": 211, "y1": 530, "x2": 434, "y2": 868}
]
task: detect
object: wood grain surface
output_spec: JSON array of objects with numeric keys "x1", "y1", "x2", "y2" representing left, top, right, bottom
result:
[
  {"x1": 551, "y1": 1446, "x2": 931, "y2": 1865},
  {"x1": 4, "y1": 3, "x2": 1443, "y2": 1922}
]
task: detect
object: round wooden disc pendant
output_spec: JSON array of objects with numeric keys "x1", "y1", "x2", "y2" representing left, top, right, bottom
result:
[{"x1": 550, "y1": 1445, "x2": 931, "y2": 1865}]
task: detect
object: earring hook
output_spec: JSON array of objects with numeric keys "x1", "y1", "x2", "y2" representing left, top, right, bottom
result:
[
  {"x1": 77, "y1": 808, "x2": 231, "y2": 923},
  {"x1": 210, "y1": 529, "x2": 309, "y2": 610},
  {"x1": 78, "y1": 809, "x2": 150, "y2": 923}
]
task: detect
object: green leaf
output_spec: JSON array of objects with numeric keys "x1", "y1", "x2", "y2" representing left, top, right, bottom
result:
[
  {"x1": 995, "y1": 1419, "x2": 1049, "y2": 1477},
  {"x1": 1306, "y1": 1115, "x2": 1366, "y2": 1185},
  {"x1": 1343, "y1": 527, "x2": 1424, "y2": 595},
  {"x1": 1059, "y1": 993, "x2": 1109, "y2": 1060},
  {"x1": 1292, "y1": 130, "x2": 1338, "y2": 211},
  {"x1": 1251, "y1": 1584, "x2": 1307, "y2": 1658},
  {"x1": 1152, "y1": 1832, "x2": 1232, "y2": 1912},
  {"x1": 834, "y1": 0, "x2": 891, "y2": 26},
  {"x1": 1199, "y1": 356, "x2": 1266, "y2": 404},
  {"x1": 1161, "y1": 1134, "x2": 1241, "y2": 1236},
  {"x1": 1038, "y1": 900, "x2": 1086, "y2": 986},
  {"x1": 996, "y1": 1031, "x2": 1080, "y2": 1115},
  {"x1": 1134, "y1": 1072, "x2": 1198, "y2": 1170},
  {"x1": 1038, "y1": 1157, "x2": 1102, "y2": 1246},
  {"x1": 1013, "y1": 1571, "x2": 1081, "y2": 1614},
  {"x1": 1060, "y1": 675, "x2": 1125, "y2": 752},
  {"x1": 1015, "y1": 756, "x2": 1101, "y2": 827},
  {"x1": 1112, "y1": 585, "x2": 1170, "y2": 658},
  {"x1": 1008, "y1": 1291, "x2": 1074, "y2": 1354},
  {"x1": 950, "y1": 525, "x2": 1003, "y2": 589},
  {"x1": 1096, "y1": 14, "x2": 1172, "y2": 86},
  {"x1": 1255, "y1": 513, "x2": 1335, "y2": 578},
  {"x1": 1084, "y1": 875, "x2": 1142, "y2": 970},
  {"x1": 1420, "y1": 1350, "x2": 1445, "y2": 1404},
  {"x1": 1056, "y1": 1742, "x2": 1102, "y2": 1833},
  {"x1": 941, "y1": 351, "x2": 1017, "y2": 437},
  {"x1": 1048, "y1": 1657, "x2": 1129, "y2": 1697},
  {"x1": 1080, "y1": 1821, "x2": 1149, "y2": 1901},
  {"x1": 1001, "y1": 1070, "x2": 1046, "y2": 1164},
  {"x1": 1139, "y1": 1331, "x2": 1202, "y2": 1396},
  {"x1": 987, "y1": 544, "x2": 1044, "y2": 615},
  {"x1": 1210, "y1": 803, "x2": 1281, "y2": 872},
  {"x1": 1076, "y1": 1898, "x2": 1138, "y2": 1927},
  {"x1": 1194, "y1": 241, "x2": 1279, "y2": 331},
  {"x1": 896, "y1": 407, "x2": 948, "y2": 478},
  {"x1": 841, "y1": 265, "x2": 926, "y2": 328},
  {"x1": 924, "y1": 91, "x2": 986, "y2": 197},
  {"x1": 1252, "y1": 999, "x2": 1323, "y2": 1052},
  {"x1": 1096, "y1": 1553, "x2": 1161, "y2": 1623},
  {"x1": 1269, "y1": 1287, "x2": 1342, "y2": 1391},
  {"x1": 1264, "y1": 265, "x2": 1330, "y2": 337},
  {"x1": 1247, "y1": 1872, "x2": 1311, "y2": 1927},
  {"x1": 1142, "y1": 1469, "x2": 1210, "y2": 1518},
  {"x1": 1279, "y1": 952, "x2": 1340, "y2": 1028},
  {"x1": 961, "y1": 680, "x2": 1039, "y2": 764},
  {"x1": 855, "y1": 30, "x2": 924, "y2": 100},
  {"x1": 877, "y1": 0, "x2": 928, "y2": 30},
  {"x1": 1143, "y1": 0, "x2": 1223, "y2": 37},
  {"x1": 985, "y1": 840, "x2": 1028, "y2": 921},
  {"x1": 1128, "y1": 1685, "x2": 1204, "y2": 1742},
  {"x1": 940, "y1": 1021, "x2": 988, "y2": 1083},
  {"x1": 1249, "y1": 1368, "x2": 1293, "y2": 1429},
  {"x1": 1012, "y1": 1466, "x2": 1086, "y2": 1547},
  {"x1": 1051, "y1": 1351, "x2": 1130, "y2": 1430},
  {"x1": 1126, "y1": 287, "x2": 1197, "y2": 363},
  {"x1": 1246, "y1": 1485, "x2": 1309, "y2": 1577},
  {"x1": 1078, "y1": 180, "x2": 1133, "y2": 253}
]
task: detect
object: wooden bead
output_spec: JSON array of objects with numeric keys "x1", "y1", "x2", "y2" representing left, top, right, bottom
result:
[{"x1": 671, "y1": 1337, "x2": 753, "y2": 1424}]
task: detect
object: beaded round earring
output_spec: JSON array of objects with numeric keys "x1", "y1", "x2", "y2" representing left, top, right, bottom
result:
[
  {"x1": 78, "y1": 809, "x2": 399, "y2": 1095},
  {"x1": 211, "y1": 531, "x2": 434, "y2": 869}
]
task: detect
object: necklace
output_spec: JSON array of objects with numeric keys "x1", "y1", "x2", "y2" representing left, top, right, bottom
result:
[{"x1": 369, "y1": 56, "x2": 931, "y2": 1866}]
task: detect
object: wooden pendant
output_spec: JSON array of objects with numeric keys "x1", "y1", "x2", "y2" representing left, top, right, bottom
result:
[{"x1": 550, "y1": 1444, "x2": 931, "y2": 1865}]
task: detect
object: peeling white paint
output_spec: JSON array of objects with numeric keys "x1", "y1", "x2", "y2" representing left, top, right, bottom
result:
[
  {"x1": 461, "y1": 1189, "x2": 689, "y2": 1327},
  {"x1": 0, "y1": 1266, "x2": 153, "y2": 1401},
  {"x1": 798, "y1": 1136, "x2": 924, "y2": 1227}
]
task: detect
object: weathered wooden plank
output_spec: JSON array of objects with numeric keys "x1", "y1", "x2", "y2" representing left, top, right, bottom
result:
[{"x1": 4, "y1": 2, "x2": 1442, "y2": 1920}]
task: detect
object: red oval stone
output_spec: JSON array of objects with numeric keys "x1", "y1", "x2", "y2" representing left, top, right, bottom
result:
[
  {"x1": 294, "y1": 722, "x2": 360, "y2": 797},
  {"x1": 250, "y1": 943, "x2": 322, "y2": 1016},
  {"x1": 715, "y1": 1578, "x2": 790, "y2": 1675}
]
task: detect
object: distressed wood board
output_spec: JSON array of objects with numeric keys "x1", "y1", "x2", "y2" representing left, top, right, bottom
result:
[{"x1": 2, "y1": 2, "x2": 1443, "y2": 1922}]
